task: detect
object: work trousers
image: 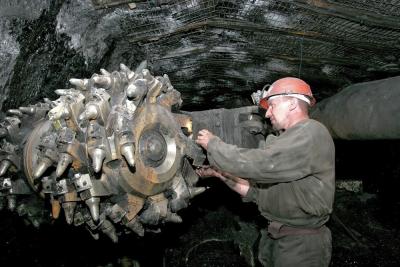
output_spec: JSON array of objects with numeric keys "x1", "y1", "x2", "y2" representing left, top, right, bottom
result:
[{"x1": 257, "y1": 226, "x2": 332, "y2": 267}]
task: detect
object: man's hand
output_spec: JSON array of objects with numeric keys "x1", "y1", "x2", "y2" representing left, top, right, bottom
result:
[
  {"x1": 195, "y1": 166, "x2": 221, "y2": 178},
  {"x1": 195, "y1": 166, "x2": 250, "y2": 197},
  {"x1": 195, "y1": 129, "x2": 215, "y2": 150}
]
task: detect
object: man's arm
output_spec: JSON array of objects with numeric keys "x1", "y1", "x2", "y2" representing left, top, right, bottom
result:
[
  {"x1": 196, "y1": 166, "x2": 249, "y2": 197},
  {"x1": 196, "y1": 128, "x2": 314, "y2": 183},
  {"x1": 218, "y1": 173, "x2": 250, "y2": 197}
]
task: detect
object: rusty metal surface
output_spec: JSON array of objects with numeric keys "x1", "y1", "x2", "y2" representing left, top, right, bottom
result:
[{"x1": 188, "y1": 105, "x2": 268, "y2": 149}]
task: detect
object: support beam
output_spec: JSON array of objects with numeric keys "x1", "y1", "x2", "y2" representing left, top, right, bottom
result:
[
  {"x1": 290, "y1": 0, "x2": 400, "y2": 30},
  {"x1": 153, "y1": 46, "x2": 373, "y2": 69},
  {"x1": 91, "y1": 0, "x2": 145, "y2": 9},
  {"x1": 129, "y1": 18, "x2": 395, "y2": 52}
]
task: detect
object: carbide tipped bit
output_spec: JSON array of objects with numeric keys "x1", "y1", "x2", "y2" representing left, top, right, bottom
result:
[
  {"x1": 55, "y1": 89, "x2": 69, "y2": 96},
  {"x1": 69, "y1": 78, "x2": 88, "y2": 90},
  {"x1": 126, "y1": 79, "x2": 146, "y2": 100},
  {"x1": 120, "y1": 143, "x2": 135, "y2": 167},
  {"x1": 89, "y1": 148, "x2": 106, "y2": 173},
  {"x1": 0, "y1": 160, "x2": 12, "y2": 176},
  {"x1": 16, "y1": 204, "x2": 28, "y2": 216},
  {"x1": 120, "y1": 63, "x2": 131, "y2": 72},
  {"x1": 166, "y1": 212, "x2": 182, "y2": 223},
  {"x1": 120, "y1": 63, "x2": 135, "y2": 79},
  {"x1": 189, "y1": 187, "x2": 207, "y2": 197},
  {"x1": 100, "y1": 68, "x2": 110, "y2": 75},
  {"x1": 88, "y1": 231, "x2": 100, "y2": 240},
  {"x1": 142, "y1": 69, "x2": 152, "y2": 81},
  {"x1": 48, "y1": 105, "x2": 70, "y2": 120},
  {"x1": 7, "y1": 195, "x2": 16, "y2": 211},
  {"x1": 62, "y1": 202, "x2": 76, "y2": 225},
  {"x1": 7, "y1": 109, "x2": 23, "y2": 117},
  {"x1": 100, "y1": 219, "x2": 118, "y2": 243},
  {"x1": 84, "y1": 104, "x2": 98, "y2": 120},
  {"x1": 127, "y1": 72, "x2": 135, "y2": 80},
  {"x1": 85, "y1": 197, "x2": 100, "y2": 222},
  {"x1": 126, "y1": 218, "x2": 144, "y2": 237},
  {"x1": 31, "y1": 218, "x2": 41, "y2": 229},
  {"x1": 135, "y1": 60, "x2": 147, "y2": 73},
  {"x1": 56, "y1": 153, "x2": 73, "y2": 177},
  {"x1": 92, "y1": 76, "x2": 112, "y2": 88},
  {"x1": 19, "y1": 106, "x2": 36, "y2": 115},
  {"x1": 33, "y1": 157, "x2": 53, "y2": 179}
]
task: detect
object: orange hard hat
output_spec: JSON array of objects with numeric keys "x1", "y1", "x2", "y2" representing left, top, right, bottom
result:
[{"x1": 259, "y1": 77, "x2": 316, "y2": 110}]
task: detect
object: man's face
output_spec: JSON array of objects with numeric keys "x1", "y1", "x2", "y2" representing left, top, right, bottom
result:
[{"x1": 265, "y1": 96, "x2": 291, "y2": 130}]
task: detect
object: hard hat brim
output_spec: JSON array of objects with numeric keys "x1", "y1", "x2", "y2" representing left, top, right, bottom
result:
[{"x1": 259, "y1": 94, "x2": 316, "y2": 110}]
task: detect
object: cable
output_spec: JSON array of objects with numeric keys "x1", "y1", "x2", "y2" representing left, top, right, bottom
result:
[{"x1": 298, "y1": 35, "x2": 304, "y2": 78}]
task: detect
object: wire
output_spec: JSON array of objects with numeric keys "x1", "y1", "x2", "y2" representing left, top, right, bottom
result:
[{"x1": 298, "y1": 35, "x2": 304, "y2": 78}]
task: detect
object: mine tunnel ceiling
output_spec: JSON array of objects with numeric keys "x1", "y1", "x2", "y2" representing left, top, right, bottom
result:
[
  {"x1": 5, "y1": 0, "x2": 400, "y2": 111},
  {"x1": 91, "y1": 0, "x2": 400, "y2": 109}
]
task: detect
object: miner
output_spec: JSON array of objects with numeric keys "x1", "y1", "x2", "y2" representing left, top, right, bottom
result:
[{"x1": 196, "y1": 77, "x2": 335, "y2": 267}]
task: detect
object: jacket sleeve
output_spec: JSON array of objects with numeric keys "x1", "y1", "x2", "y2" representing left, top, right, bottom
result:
[{"x1": 207, "y1": 125, "x2": 314, "y2": 184}]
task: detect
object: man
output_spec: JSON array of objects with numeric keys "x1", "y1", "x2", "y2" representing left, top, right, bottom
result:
[{"x1": 195, "y1": 77, "x2": 335, "y2": 267}]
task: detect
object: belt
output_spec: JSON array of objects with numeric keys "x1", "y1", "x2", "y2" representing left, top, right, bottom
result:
[{"x1": 267, "y1": 221, "x2": 324, "y2": 239}]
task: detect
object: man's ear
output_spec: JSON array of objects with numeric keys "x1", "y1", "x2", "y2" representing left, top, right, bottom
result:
[{"x1": 288, "y1": 98, "x2": 297, "y2": 111}]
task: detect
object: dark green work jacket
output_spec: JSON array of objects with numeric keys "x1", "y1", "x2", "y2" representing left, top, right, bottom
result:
[{"x1": 207, "y1": 119, "x2": 335, "y2": 228}]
